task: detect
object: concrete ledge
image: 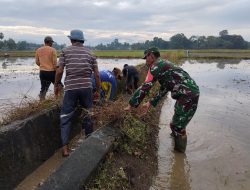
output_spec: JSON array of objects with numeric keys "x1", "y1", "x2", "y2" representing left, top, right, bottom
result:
[
  {"x1": 38, "y1": 125, "x2": 121, "y2": 190},
  {"x1": 0, "y1": 106, "x2": 82, "y2": 190}
]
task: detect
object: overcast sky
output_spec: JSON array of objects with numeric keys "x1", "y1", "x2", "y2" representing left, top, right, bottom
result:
[{"x1": 0, "y1": 0, "x2": 249, "y2": 46}]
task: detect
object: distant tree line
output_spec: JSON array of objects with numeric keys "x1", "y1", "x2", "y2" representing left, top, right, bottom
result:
[
  {"x1": 0, "y1": 30, "x2": 250, "y2": 51},
  {"x1": 94, "y1": 30, "x2": 250, "y2": 50},
  {"x1": 0, "y1": 32, "x2": 66, "y2": 51}
]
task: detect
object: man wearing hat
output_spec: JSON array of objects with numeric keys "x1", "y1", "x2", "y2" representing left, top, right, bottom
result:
[
  {"x1": 36, "y1": 36, "x2": 58, "y2": 100},
  {"x1": 55, "y1": 29, "x2": 101, "y2": 156},
  {"x1": 124, "y1": 47, "x2": 199, "y2": 153}
]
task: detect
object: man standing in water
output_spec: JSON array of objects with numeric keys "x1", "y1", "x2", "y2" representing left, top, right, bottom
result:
[
  {"x1": 35, "y1": 36, "x2": 58, "y2": 100},
  {"x1": 125, "y1": 47, "x2": 199, "y2": 152},
  {"x1": 54, "y1": 29, "x2": 101, "y2": 156}
]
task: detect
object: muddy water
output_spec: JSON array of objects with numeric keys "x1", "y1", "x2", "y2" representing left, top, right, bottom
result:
[
  {"x1": 151, "y1": 59, "x2": 250, "y2": 190},
  {"x1": 0, "y1": 58, "x2": 142, "y2": 120}
]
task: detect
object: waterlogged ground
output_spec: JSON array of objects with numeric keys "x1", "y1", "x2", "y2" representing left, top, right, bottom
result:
[
  {"x1": 151, "y1": 59, "x2": 250, "y2": 190},
  {"x1": 1, "y1": 58, "x2": 250, "y2": 189},
  {"x1": 0, "y1": 57, "x2": 142, "y2": 119}
]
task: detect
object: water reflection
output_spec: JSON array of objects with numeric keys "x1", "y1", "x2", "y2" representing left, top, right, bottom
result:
[
  {"x1": 185, "y1": 59, "x2": 242, "y2": 69},
  {"x1": 151, "y1": 99, "x2": 191, "y2": 190},
  {"x1": 169, "y1": 153, "x2": 191, "y2": 190}
]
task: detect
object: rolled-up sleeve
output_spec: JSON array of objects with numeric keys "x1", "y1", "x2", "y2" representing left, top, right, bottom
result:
[{"x1": 129, "y1": 68, "x2": 156, "y2": 107}]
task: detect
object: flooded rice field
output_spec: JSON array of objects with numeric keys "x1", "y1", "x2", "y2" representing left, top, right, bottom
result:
[
  {"x1": 151, "y1": 59, "x2": 250, "y2": 190},
  {"x1": 0, "y1": 57, "x2": 142, "y2": 119},
  {"x1": 1, "y1": 57, "x2": 250, "y2": 189}
]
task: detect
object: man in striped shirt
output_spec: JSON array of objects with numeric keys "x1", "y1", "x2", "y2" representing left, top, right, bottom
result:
[{"x1": 55, "y1": 29, "x2": 101, "y2": 157}]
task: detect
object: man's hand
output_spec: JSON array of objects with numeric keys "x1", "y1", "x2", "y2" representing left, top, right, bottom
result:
[
  {"x1": 124, "y1": 105, "x2": 132, "y2": 111},
  {"x1": 93, "y1": 91, "x2": 100, "y2": 102}
]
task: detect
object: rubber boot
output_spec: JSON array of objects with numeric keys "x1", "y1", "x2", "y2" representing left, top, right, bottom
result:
[{"x1": 174, "y1": 134, "x2": 187, "y2": 153}]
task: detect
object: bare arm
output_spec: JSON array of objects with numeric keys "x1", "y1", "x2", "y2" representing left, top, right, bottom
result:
[
  {"x1": 54, "y1": 65, "x2": 64, "y2": 96},
  {"x1": 35, "y1": 51, "x2": 40, "y2": 66},
  {"x1": 55, "y1": 66, "x2": 64, "y2": 85},
  {"x1": 93, "y1": 64, "x2": 101, "y2": 91}
]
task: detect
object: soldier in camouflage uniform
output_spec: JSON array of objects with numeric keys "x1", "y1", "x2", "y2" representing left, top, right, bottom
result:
[{"x1": 125, "y1": 47, "x2": 199, "y2": 152}]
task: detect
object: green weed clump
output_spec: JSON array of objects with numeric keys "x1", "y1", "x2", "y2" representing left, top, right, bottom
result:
[
  {"x1": 120, "y1": 115, "x2": 147, "y2": 155},
  {"x1": 87, "y1": 161, "x2": 129, "y2": 190}
]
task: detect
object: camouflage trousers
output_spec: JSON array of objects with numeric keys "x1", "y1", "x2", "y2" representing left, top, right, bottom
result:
[{"x1": 170, "y1": 94, "x2": 199, "y2": 135}]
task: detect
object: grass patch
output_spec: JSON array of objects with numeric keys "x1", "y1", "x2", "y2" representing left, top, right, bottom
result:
[
  {"x1": 2, "y1": 49, "x2": 250, "y2": 59},
  {"x1": 0, "y1": 50, "x2": 185, "y2": 60}
]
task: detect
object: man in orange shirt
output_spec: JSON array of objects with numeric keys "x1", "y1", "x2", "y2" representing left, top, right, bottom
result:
[{"x1": 35, "y1": 36, "x2": 59, "y2": 100}]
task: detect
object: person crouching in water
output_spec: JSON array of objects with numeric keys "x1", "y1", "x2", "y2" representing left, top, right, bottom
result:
[{"x1": 124, "y1": 47, "x2": 199, "y2": 153}]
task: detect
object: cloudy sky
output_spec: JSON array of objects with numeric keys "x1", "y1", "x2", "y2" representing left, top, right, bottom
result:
[{"x1": 0, "y1": 0, "x2": 249, "y2": 45}]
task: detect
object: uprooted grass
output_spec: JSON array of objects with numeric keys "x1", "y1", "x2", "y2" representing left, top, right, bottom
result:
[
  {"x1": 0, "y1": 95, "x2": 62, "y2": 126},
  {"x1": 85, "y1": 66, "x2": 162, "y2": 190},
  {"x1": 85, "y1": 104, "x2": 160, "y2": 190}
]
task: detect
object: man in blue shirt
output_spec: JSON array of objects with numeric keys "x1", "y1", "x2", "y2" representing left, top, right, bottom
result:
[{"x1": 92, "y1": 70, "x2": 118, "y2": 102}]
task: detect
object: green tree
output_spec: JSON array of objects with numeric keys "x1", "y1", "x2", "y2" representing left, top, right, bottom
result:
[
  {"x1": 170, "y1": 33, "x2": 191, "y2": 49},
  {"x1": 206, "y1": 36, "x2": 220, "y2": 48},
  {"x1": 152, "y1": 37, "x2": 169, "y2": 49},
  {"x1": 219, "y1": 30, "x2": 228, "y2": 37},
  {"x1": 0, "y1": 32, "x2": 4, "y2": 40},
  {"x1": 6, "y1": 38, "x2": 16, "y2": 50},
  {"x1": 0, "y1": 41, "x2": 4, "y2": 49},
  {"x1": 17, "y1": 41, "x2": 28, "y2": 50},
  {"x1": 220, "y1": 35, "x2": 247, "y2": 49}
]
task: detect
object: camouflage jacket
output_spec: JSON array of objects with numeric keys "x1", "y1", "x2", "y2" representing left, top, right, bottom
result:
[{"x1": 129, "y1": 58, "x2": 199, "y2": 107}]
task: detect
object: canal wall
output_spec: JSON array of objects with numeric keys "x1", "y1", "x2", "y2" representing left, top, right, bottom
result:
[
  {"x1": 0, "y1": 106, "x2": 82, "y2": 190},
  {"x1": 38, "y1": 125, "x2": 120, "y2": 190}
]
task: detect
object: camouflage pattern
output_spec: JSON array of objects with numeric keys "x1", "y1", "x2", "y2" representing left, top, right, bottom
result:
[{"x1": 129, "y1": 58, "x2": 199, "y2": 130}]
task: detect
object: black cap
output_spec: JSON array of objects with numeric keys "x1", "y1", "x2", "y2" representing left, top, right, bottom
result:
[{"x1": 44, "y1": 36, "x2": 54, "y2": 43}]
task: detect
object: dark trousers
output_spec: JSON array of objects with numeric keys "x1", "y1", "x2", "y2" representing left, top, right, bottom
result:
[
  {"x1": 60, "y1": 88, "x2": 93, "y2": 146},
  {"x1": 127, "y1": 74, "x2": 139, "y2": 94},
  {"x1": 39, "y1": 70, "x2": 56, "y2": 100}
]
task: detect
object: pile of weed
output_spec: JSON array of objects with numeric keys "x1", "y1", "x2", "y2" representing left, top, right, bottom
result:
[
  {"x1": 0, "y1": 96, "x2": 61, "y2": 126},
  {"x1": 85, "y1": 107, "x2": 160, "y2": 190},
  {"x1": 85, "y1": 61, "x2": 164, "y2": 189}
]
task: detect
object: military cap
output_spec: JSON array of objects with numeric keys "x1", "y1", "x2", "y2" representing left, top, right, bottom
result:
[{"x1": 142, "y1": 47, "x2": 160, "y2": 59}]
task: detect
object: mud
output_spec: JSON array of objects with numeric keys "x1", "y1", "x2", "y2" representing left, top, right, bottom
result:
[{"x1": 151, "y1": 59, "x2": 250, "y2": 190}]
